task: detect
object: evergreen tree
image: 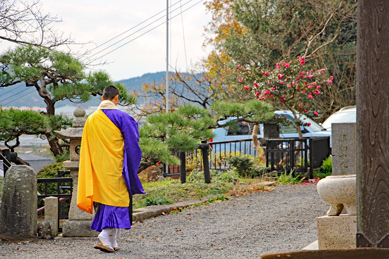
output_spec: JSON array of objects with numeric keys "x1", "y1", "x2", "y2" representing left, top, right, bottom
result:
[
  {"x1": 139, "y1": 104, "x2": 215, "y2": 172},
  {"x1": 0, "y1": 45, "x2": 135, "y2": 157}
]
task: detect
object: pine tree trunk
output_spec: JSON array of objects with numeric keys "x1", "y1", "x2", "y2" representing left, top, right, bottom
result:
[
  {"x1": 252, "y1": 124, "x2": 265, "y2": 162},
  {"x1": 44, "y1": 98, "x2": 63, "y2": 158},
  {"x1": 44, "y1": 132, "x2": 62, "y2": 158}
]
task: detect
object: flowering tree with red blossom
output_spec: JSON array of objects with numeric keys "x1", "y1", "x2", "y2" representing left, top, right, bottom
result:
[{"x1": 237, "y1": 56, "x2": 333, "y2": 139}]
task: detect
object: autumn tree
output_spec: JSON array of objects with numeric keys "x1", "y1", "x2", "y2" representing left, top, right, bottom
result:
[
  {"x1": 237, "y1": 56, "x2": 332, "y2": 139},
  {"x1": 203, "y1": 0, "x2": 357, "y2": 120},
  {"x1": 0, "y1": 45, "x2": 135, "y2": 157},
  {"x1": 131, "y1": 69, "x2": 220, "y2": 119}
]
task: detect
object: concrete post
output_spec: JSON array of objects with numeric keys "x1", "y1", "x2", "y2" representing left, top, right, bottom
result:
[{"x1": 44, "y1": 196, "x2": 58, "y2": 237}]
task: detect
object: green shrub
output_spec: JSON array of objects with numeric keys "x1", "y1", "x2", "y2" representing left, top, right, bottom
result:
[
  {"x1": 141, "y1": 194, "x2": 174, "y2": 207},
  {"x1": 228, "y1": 156, "x2": 269, "y2": 178},
  {"x1": 251, "y1": 164, "x2": 271, "y2": 178},
  {"x1": 317, "y1": 156, "x2": 332, "y2": 178},
  {"x1": 37, "y1": 162, "x2": 66, "y2": 195},
  {"x1": 228, "y1": 156, "x2": 254, "y2": 178}
]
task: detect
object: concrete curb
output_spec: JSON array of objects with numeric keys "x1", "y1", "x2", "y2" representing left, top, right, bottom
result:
[{"x1": 132, "y1": 181, "x2": 275, "y2": 222}]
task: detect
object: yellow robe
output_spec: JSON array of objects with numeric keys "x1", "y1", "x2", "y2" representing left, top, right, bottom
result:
[{"x1": 77, "y1": 109, "x2": 130, "y2": 214}]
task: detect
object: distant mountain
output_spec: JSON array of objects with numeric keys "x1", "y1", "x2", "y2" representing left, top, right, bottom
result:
[
  {"x1": 117, "y1": 71, "x2": 169, "y2": 93},
  {"x1": 0, "y1": 71, "x2": 172, "y2": 109}
]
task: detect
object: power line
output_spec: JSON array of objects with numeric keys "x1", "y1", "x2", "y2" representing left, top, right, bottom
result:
[
  {"x1": 180, "y1": 0, "x2": 189, "y2": 71},
  {"x1": 0, "y1": 83, "x2": 25, "y2": 102},
  {"x1": 88, "y1": 0, "x2": 187, "y2": 54},
  {"x1": 85, "y1": 0, "x2": 197, "y2": 61},
  {"x1": 89, "y1": 0, "x2": 204, "y2": 63},
  {"x1": 1, "y1": 88, "x2": 37, "y2": 106}
]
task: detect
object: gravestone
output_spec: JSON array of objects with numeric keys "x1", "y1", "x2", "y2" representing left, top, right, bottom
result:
[
  {"x1": 0, "y1": 165, "x2": 37, "y2": 240},
  {"x1": 331, "y1": 123, "x2": 356, "y2": 175}
]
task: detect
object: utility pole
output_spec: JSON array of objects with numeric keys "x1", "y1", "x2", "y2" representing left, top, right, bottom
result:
[
  {"x1": 165, "y1": 0, "x2": 169, "y2": 175},
  {"x1": 166, "y1": 0, "x2": 169, "y2": 114}
]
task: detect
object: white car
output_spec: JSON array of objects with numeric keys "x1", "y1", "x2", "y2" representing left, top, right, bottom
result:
[
  {"x1": 322, "y1": 106, "x2": 356, "y2": 131},
  {"x1": 213, "y1": 110, "x2": 331, "y2": 143}
]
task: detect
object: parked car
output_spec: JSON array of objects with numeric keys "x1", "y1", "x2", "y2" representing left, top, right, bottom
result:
[
  {"x1": 213, "y1": 110, "x2": 332, "y2": 144},
  {"x1": 322, "y1": 106, "x2": 356, "y2": 131}
]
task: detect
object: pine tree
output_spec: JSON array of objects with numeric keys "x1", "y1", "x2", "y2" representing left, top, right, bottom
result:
[{"x1": 0, "y1": 45, "x2": 135, "y2": 157}]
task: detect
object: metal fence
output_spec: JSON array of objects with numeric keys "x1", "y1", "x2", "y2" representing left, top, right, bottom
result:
[
  {"x1": 37, "y1": 170, "x2": 72, "y2": 232},
  {"x1": 162, "y1": 138, "x2": 258, "y2": 178},
  {"x1": 265, "y1": 138, "x2": 309, "y2": 176},
  {"x1": 265, "y1": 136, "x2": 331, "y2": 178},
  {"x1": 163, "y1": 136, "x2": 330, "y2": 182}
]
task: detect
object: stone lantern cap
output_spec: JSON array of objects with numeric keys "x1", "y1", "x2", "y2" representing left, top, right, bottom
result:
[{"x1": 55, "y1": 105, "x2": 86, "y2": 140}]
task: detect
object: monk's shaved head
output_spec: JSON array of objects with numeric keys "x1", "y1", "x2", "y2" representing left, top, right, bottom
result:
[{"x1": 102, "y1": 85, "x2": 119, "y2": 100}]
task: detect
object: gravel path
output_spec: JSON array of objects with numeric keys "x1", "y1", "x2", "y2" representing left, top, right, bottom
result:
[{"x1": 0, "y1": 184, "x2": 328, "y2": 259}]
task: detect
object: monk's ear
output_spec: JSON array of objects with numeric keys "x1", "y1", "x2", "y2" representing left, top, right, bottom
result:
[{"x1": 101, "y1": 96, "x2": 104, "y2": 101}]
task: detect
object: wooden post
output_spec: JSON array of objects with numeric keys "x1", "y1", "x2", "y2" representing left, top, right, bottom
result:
[
  {"x1": 356, "y1": 0, "x2": 389, "y2": 247},
  {"x1": 200, "y1": 140, "x2": 211, "y2": 183},
  {"x1": 180, "y1": 152, "x2": 186, "y2": 184}
]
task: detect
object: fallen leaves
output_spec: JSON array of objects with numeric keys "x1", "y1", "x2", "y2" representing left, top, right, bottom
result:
[{"x1": 227, "y1": 182, "x2": 275, "y2": 197}]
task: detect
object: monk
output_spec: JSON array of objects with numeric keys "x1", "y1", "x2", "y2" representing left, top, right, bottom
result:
[{"x1": 77, "y1": 85, "x2": 145, "y2": 252}]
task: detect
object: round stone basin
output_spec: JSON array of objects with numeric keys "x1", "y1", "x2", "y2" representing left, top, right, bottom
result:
[
  {"x1": 261, "y1": 248, "x2": 389, "y2": 259},
  {"x1": 317, "y1": 174, "x2": 356, "y2": 216}
]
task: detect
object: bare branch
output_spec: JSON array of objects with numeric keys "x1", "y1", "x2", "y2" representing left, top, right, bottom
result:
[{"x1": 0, "y1": 0, "x2": 73, "y2": 48}]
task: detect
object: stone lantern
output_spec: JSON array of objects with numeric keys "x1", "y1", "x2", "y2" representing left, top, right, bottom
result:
[{"x1": 55, "y1": 106, "x2": 97, "y2": 237}]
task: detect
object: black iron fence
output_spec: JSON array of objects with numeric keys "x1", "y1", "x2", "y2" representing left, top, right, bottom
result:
[
  {"x1": 37, "y1": 170, "x2": 72, "y2": 232},
  {"x1": 163, "y1": 138, "x2": 258, "y2": 179},
  {"x1": 265, "y1": 136, "x2": 330, "y2": 178},
  {"x1": 163, "y1": 136, "x2": 330, "y2": 182}
]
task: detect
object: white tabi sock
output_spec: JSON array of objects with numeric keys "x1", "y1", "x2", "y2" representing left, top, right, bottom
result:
[
  {"x1": 98, "y1": 228, "x2": 114, "y2": 250},
  {"x1": 107, "y1": 228, "x2": 118, "y2": 249},
  {"x1": 113, "y1": 228, "x2": 121, "y2": 249}
]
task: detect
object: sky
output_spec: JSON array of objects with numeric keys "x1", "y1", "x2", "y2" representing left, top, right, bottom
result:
[{"x1": 40, "y1": 0, "x2": 212, "y2": 81}]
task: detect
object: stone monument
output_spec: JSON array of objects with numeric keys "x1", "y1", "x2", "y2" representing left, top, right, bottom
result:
[
  {"x1": 316, "y1": 123, "x2": 357, "y2": 249},
  {"x1": 0, "y1": 165, "x2": 37, "y2": 240},
  {"x1": 331, "y1": 123, "x2": 356, "y2": 176},
  {"x1": 55, "y1": 106, "x2": 97, "y2": 237}
]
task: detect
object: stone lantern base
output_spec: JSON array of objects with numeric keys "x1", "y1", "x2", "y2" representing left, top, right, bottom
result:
[
  {"x1": 62, "y1": 220, "x2": 98, "y2": 237},
  {"x1": 317, "y1": 215, "x2": 357, "y2": 249}
]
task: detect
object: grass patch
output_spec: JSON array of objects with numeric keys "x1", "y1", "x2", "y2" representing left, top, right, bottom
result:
[
  {"x1": 276, "y1": 171, "x2": 304, "y2": 185},
  {"x1": 132, "y1": 169, "x2": 274, "y2": 210},
  {"x1": 141, "y1": 194, "x2": 174, "y2": 207}
]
